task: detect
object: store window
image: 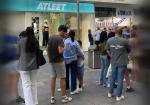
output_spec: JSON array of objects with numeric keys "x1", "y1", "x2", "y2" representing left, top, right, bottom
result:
[{"x1": 95, "y1": 7, "x2": 116, "y2": 17}]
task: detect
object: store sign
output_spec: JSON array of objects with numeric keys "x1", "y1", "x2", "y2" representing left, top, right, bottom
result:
[
  {"x1": 1, "y1": 0, "x2": 94, "y2": 13},
  {"x1": 37, "y1": 3, "x2": 66, "y2": 11},
  {"x1": 116, "y1": 9, "x2": 133, "y2": 17}
]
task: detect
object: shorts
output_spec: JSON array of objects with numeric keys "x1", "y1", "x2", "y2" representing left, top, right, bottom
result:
[
  {"x1": 77, "y1": 65, "x2": 84, "y2": 77},
  {"x1": 50, "y1": 62, "x2": 66, "y2": 78}
]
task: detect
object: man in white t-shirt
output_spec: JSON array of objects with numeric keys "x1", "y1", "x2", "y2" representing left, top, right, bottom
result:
[{"x1": 95, "y1": 27, "x2": 101, "y2": 45}]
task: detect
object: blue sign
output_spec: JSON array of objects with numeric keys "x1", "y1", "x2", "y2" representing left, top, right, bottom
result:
[{"x1": 3, "y1": 0, "x2": 94, "y2": 13}]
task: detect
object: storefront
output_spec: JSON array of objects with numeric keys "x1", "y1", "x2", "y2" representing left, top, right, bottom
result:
[
  {"x1": 5, "y1": 0, "x2": 95, "y2": 51},
  {"x1": 95, "y1": 3, "x2": 138, "y2": 29}
]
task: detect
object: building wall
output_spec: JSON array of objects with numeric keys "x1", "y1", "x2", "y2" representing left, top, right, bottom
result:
[
  {"x1": 82, "y1": 0, "x2": 140, "y2": 4},
  {"x1": 1, "y1": 13, "x2": 26, "y2": 36},
  {"x1": 81, "y1": 14, "x2": 95, "y2": 51}
]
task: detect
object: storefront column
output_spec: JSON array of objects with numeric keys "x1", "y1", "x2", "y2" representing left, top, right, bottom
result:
[{"x1": 81, "y1": 14, "x2": 95, "y2": 51}]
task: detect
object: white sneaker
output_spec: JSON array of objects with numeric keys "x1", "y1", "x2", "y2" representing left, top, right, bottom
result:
[
  {"x1": 116, "y1": 96, "x2": 125, "y2": 101},
  {"x1": 78, "y1": 88, "x2": 83, "y2": 92},
  {"x1": 61, "y1": 96, "x2": 72, "y2": 103},
  {"x1": 43, "y1": 50, "x2": 47, "y2": 55},
  {"x1": 70, "y1": 89, "x2": 79, "y2": 95},
  {"x1": 57, "y1": 88, "x2": 61, "y2": 92},
  {"x1": 108, "y1": 93, "x2": 112, "y2": 98}
]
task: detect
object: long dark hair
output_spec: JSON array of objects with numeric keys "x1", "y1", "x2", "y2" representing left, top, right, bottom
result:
[
  {"x1": 69, "y1": 30, "x2": 75, "y2": 42},
  {"x1": 25, "y1": 27, "x2": 37, "y2": 53}
]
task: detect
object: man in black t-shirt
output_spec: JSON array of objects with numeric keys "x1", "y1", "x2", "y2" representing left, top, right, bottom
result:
[{"x1": 47, "y1": 25, "x2": 72, "y2": 104}]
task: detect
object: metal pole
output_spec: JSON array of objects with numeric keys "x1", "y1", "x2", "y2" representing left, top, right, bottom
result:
[{"x1": 77, "y1": 0, "x2": 80, "y2": 39}]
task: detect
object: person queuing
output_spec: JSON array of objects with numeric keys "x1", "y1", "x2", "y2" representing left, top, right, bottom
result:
[
  {"x1": 106, "y1": 29, "x2": 130, "y2": 101},
  {"x1": 99, "y1": 32, "x2": 110, "y2": 87},
  {"x1": 18, "y1": 27, "x2": 39, "y2": 105},
  {"x1": 108, "y1": 28, "x2": 115, "y2": 39},
  {"x1": 77, "y1": 40, "x2": 85, "y2": 91},
  {"x1": 64, "y1": 30, "x2": 84, "y2": 95},
  {"x1": 95, "y1": 27, "x2": 101, "y2": 46},
  {"x1": 99, "y1": 28, "x2": 108, "y2": 43},
  {"x1": 88, "y1": 29, "x2": 94, "y2": 45},
  {"x1": 47, "y1": 25, "x2": 72, "y2": 104}
]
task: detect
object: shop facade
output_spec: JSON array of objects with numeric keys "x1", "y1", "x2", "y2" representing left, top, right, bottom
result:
[
  {"x1": 6, "y1": 0, "x2": 95, "y2": 51},
  {"x1": 94, "y1": 2, "x2": 139, "y2": 29}
]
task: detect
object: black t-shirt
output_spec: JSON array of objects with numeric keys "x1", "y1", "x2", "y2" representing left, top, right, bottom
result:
[
  {"x1": 100, "y1": 31, "x2": 107, "y2": 43},
  {"x1": 48, "y1": 35, "x2": 64, "y2": 63},
  {"x1": 108, "y1": 32, "x2": 115, "y2": 39}
]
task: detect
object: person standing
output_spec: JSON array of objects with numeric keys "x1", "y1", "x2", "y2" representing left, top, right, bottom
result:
[
  {"x1": 99, "y1": 35, "x2": 110, "y2": 87},
  {"x1": 42, "y1": 20, "x2": 49, "y2": 47},
  {"x1": 18, "y1": 27, "x2": 39, "y2": 105},
  {"x1": 47, "y1": 25, "x2": 72, "y2": 104},
  {"x1": 108, "y1": 28, "x2": 115, "y2": 39},
  {"x1": 88, "y1": 29, "x2": 94, "y2": 45},
  {"x1": 95, "y1": 27, "x2": 101, "y2": 46},
  {"x1": 77, "y1": 40, "x2": 85, "y2": 91},
  {"x1": 100, "y1": 28, "x2": 108, "y2": 43},
  {"x1": 106, "y1": 29, "x2": 130, "y2": 101},
  {"x1": 64, "y1": 30, "x2": 84, "y2": 95}
]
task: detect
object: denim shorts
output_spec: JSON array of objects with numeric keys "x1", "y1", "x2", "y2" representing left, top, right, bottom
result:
[{"x1": 77, "y1": 65, "x2": 84, "y2": 77}]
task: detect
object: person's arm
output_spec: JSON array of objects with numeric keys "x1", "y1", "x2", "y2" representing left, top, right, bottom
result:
[
  {"x1": 58, "y1": 46, "x2": 64, "y2": 54},
  {"x1": 58, "y1": 38, "x2": 65, "y2": 54}
]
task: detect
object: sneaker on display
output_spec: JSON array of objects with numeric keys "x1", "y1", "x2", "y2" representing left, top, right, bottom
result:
[
  {"x1": 116, "y1": 95, "x2": 125, "y2": 101},
  {"x1": 70, "y1": 89, "x2": 79, "y2": 95}
]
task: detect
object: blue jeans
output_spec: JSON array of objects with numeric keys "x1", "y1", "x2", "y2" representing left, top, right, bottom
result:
[
  {"x1": 100, "y1": 55, "x2": 110, "y2": 86},
  {"x1": 109, "y1": 65, "x2": 126, "y2": 97},
  {"x1": 66, "y1": 61, "x2": 77, "y2": 92}
]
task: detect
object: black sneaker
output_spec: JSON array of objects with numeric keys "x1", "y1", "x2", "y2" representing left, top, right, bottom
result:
[
  {"x1": 126, "y1": 87, "x2": 135, "y2": 93},
  {"x1": 16, "y1": 96, "x2": 25, "y2": 104}
]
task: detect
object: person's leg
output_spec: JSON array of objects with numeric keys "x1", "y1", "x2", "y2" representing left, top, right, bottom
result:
[
  {"x1": 109, "y1": 65, "x2": 117, "y2": 95},
  {"x1": 45, "y1": 32, "x2": 49, "y2": 46},
  {"x1": 77, "y1": 66, "x2": 84, "y2": 89},
  {"x1": 103, "y1": 56, "x2": 110, "y2": 86},
  {"x1": 50, "y1": 78, "x2": 56, "y2": 98},
  {"x1": 20, "y1": 71, "x2": 34, "y2": 105},
  {"x1": 70, "y1": 61, "x2": 77, "y2": 92},
  {"x1": 65, "y1": 64, "x2": 70, "y2": 90},
  {"x1": 30, "y1": 70, "x2": 38, "y2": 105},
  {"x1": 60, "y1": 78, "x2": 66, "y2": 96},
  {"x1": 116, "y1": 65, "x2": 126, "y2": 97},
  {"x1": 100, "y1": 56, "x2": 105, "y2": 85},
  {"x1": 125, "y1": 69, "x2": 130, "y2": 88}
]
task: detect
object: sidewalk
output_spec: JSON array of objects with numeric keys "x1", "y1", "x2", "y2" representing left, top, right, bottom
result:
[{"x1": 18, "y1": 55, "x2": 142, "y2": 105}]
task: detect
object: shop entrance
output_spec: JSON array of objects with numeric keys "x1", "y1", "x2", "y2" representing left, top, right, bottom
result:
[{"x1": 26, "y1": 12, "x2": 77, "y2": 46}]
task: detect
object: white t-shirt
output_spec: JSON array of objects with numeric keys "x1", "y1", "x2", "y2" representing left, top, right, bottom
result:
[{"x1": 95, "y1": 30, "x2": 101, "y2": 41}]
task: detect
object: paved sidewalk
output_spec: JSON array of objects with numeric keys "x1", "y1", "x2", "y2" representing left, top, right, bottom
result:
[{"x1": 18, "y1": 55, "x2": 143, "y2": 105}]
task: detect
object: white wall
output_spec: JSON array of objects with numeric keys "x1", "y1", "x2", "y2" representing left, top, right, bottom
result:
[
  {"x1": 81, "y1": 14, "x2": 95, "y2": 51},
  {"x1": 0, "y1": 13, "x2": 25, "y2": 36}
]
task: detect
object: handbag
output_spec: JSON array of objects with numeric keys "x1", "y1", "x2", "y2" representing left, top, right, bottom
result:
[{"x1": 36, "y1": 49, "x2": 46, "y2": 66}]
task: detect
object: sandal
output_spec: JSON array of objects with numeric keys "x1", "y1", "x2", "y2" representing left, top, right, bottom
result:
[
  {"x1": 50, "y1": 97, "x2": 56, "y2": 104},
  {"x1": 61, "y1": 96, "x2": 72, "y2": 103}
]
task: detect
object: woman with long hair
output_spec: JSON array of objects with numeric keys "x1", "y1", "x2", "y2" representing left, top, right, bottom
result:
[
  {"x1": 18, "y1": 27, "x2": 39, "y2": 105},
  {"x1": 64, "y1": 30, "x2": 84, "y2": 95}
]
